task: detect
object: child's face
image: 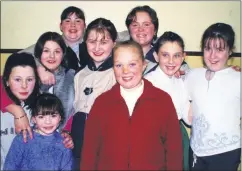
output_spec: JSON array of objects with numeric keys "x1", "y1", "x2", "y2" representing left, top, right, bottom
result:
[
  {"x1": 157, "y1": 41, "x2": 185, "y2": 77},
  {"x1": 32, "y1": 112, "x2": 61, "y2": 136},
  {"x1": 41, "y1": 41, "x2": 63, "y2": 72},
  {"x1": 86, "y1": 29, "x2": 116, "y2": 67},
  {"x1": 7, "y1": 66, "x2": 36, "y2": 102},
  {"x1": 129, "y1": 11, "x2": 155, "y2": 47},
  {"x1": 60, "y1": 13, "x2": 85, "y2": 45},
  {"x1": 114, "y1": 46, "x2": 146, "y2": 89},
  {"x1": 203, "y1": 38, "x2": 230, "y2": 71}
]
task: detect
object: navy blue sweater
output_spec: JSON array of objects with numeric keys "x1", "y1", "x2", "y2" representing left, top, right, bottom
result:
[{"x1": 3, "y1": 130, "x2": 73, "y2": 170}]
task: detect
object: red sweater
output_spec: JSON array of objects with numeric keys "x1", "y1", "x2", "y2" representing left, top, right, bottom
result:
[
  {"x1": 1, "y1": 76, "x2": 13, "y2": 112},
  {"x1": 81, "y1": 79, "x2": 183, "y2": 170}
]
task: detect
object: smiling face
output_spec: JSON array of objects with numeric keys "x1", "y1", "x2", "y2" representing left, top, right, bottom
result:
[
  {"x1": 203, "y1": 38, "x2": 230, "y2": 71},
  {"x1": 129, "y1": 11, "x2": 155, "y2": 47},
  {"x1": 32, "y1": 112, "x2": 61, "y2": 136},
  {"x1": 7, "y1": 66, "x2": 36, "y2": 102},
  {"x1": 86, "y1": 29, "x2": 116, "y2": 67},
  {"x1": 40, "y1": 41, "x2": 63, "y2": 72},
  {"x1": 113, "y1": 46, "x2": 146, "y2": 89},
  {"x1": 158, "y1": 41, "x2": 185, "y2": 77},
  {"x1": 60, "y1": 13, "x2": 85, "y2": 46}
]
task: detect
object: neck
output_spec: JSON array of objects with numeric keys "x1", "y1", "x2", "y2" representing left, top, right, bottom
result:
[{"x1": 142, "y1": 44, "x2": 152, "y2": 56}]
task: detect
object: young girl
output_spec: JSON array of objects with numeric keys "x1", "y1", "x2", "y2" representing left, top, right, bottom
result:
[
  {"x1": 125, "y1": 5, "x2": 190, "y2": 76},
  {"x1": 144, "y1": 31, "x2": 192, "y2": 170},
  {"x1": 34, "y1": 31, "x2": 75, "y2": 131},
  {"x1": 81, "y1": 40, "x2": 183, "y2": 170},
  {"x1": 70, "y1": 17, "x2": 117, "y2": 169},
  {"x1": 3, "y1": 93, "x2": 73, "y2": 170},
  {"x1": 1, "y1": 53, "x2": 40, "y2": 169},
  {"x1": 185, "y1": 23, "x2": 240, "y2": 170}
]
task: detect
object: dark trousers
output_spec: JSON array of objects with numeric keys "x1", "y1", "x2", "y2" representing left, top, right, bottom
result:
[
  {"x1": 189, "y1": 147, "x2": 241, "y2": 171},
  {"x1": 71, "y1": 112, "x2": 87, "y2": 170}
]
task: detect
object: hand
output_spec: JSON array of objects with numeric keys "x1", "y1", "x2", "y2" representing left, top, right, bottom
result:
[
  {"x1": 61, "y1": 131, "x2": 74, "y2": 149},
  {"x1": 37, "y1": 65, "x2": 56, "y2": 85},
  {"x1": 14, "y1": 115, "x2": 33, "y2": 143},
  {"x1": 230, "y1": 65, "x2": 241, "y2": 72},
  {"x1": 174, "y1": 70, "x2": 185, "y2": 78}
]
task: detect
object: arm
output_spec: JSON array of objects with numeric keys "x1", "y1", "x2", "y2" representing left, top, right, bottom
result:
[
  {"x1": 164, "y1": 97, "x2": 183, "y2": 170},
  {"x1": 6, "y1": 104, "x2": 33, "y2": 142},
  {"x1": 3, "y1": 135, "x2": 24, "y2": 170},
  {"x1": 60, "y1": 149, "x2": 73, "y2": 171},
  {"x1": 80, "y1": 97, "x2": 102, "y2": 170}
]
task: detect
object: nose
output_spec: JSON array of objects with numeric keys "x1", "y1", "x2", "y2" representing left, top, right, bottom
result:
[
  {"x1": 168, "y1": 56, "x2": 174, "y2": 64},
  {"x1": 21, "y1": 80, "x2": 27, "y2": 89},
  {"x1": 49, "y1": 51, "x2": 55, "y2": 59},
  {"x1": 122, "y1": 66, "x2": 129, "y2": 74},
  {"x1": 44, "y1": 115, "x2": 51, "y2": 124},
  {"x1": 95, "y1": 42, "x2": 100, "y2": 51},
  {"x1": 138, "y1": 25, "x2": 144, "y2": 32},
  {"x1": 70, "y1": 20, "x2": 76, "y2": 27},
  {"x1": 209, "y1": 50, "x2": 216, "y2": 59}
]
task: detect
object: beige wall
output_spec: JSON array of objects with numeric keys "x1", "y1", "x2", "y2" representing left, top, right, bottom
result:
[{"x1": 1, "y1": 1, "x2": 241, "y2": 52}]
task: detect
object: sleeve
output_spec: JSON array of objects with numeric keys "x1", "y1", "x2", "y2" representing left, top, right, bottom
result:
[
  {"x1": 3, "y1": 135, "x2": 24, "y2": 170},
  {"x1": 180, "y1": 82, "x2": 192, "y2": 125},
  {"x1": 80, "y1": 96, "x2": 102, "y2": 170},
  {"x1": 0, "y1": 78, "x2": 14, "y2": 112},
  {"x1": 163, "y1": 95, "x2": 183, "y2": 170},
  {"x1": 60, "y1": 149, "x2": 73, "y2": 171}
]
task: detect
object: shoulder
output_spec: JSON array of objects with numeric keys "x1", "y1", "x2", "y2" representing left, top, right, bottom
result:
[{"x1": 186, "y1": 67, "x2": 205, "y2": 80}]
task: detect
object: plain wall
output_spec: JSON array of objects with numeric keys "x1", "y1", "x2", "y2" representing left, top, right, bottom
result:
[{"x1": 1, "y1": 1, "x2": 241, "y2": 52}]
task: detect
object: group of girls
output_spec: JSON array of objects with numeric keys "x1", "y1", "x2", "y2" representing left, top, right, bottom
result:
[{"x1": 1, "y1": 4, "x2": 240, "y2": 171}]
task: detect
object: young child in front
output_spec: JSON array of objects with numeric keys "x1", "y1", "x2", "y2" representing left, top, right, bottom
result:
[{"x1": 3, "y1": 93, "x2": 73, "y2": 170}]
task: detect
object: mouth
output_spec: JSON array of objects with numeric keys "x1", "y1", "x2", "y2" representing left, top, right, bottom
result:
[
  {"x1": 209, "y1": 60, "x2": 219, "y2": 64},
  {"x1": 69, "y1": 29, "x2": 77, "y2": 33},
  {"x1": 43, "y1": 126, "x2": 54, "y2": 131},
  {"x1": 165, "y1": 66, "x2": 176, "y2": 70},
  {"x1": 122, "y1": 76, "x2": 133, "y2": 82},
  {"x1": 19, "y1": 92, "x2": 28, "y2": 96},
  {"x1": 93, "y1": 52, "x2": 104, "y2": 56},
  {"x1": 47, "y1": 60, "x2": 56, "y2": 64},
  {"x1": 136, "y1": 34, "x2": 147, "y2": 38}
]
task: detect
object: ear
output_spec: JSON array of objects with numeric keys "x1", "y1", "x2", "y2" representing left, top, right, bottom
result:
[
  {"x1": 32, "y1": 117, "x2": 37, "y2": 124},
  {"x1": 182, "y1": 52, "x2": 186, "y2": 61},
  {"x1": 60, "y1": 22, "x2": 63, "y2": 32}
]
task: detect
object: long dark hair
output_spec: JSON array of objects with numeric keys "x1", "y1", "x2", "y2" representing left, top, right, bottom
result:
[{"x1": 2, "y1": 52, "x2": 40, "y2": 107}]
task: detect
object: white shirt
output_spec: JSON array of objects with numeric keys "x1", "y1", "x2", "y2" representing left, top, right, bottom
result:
[
  {"x1": 185, "y1": 67, "x2": 240, "y2": 156},
  {"x1": 120, "y1": 80, "x2": 144, "y2": 116},
  {"x1": 145, "y1": 66, "x2": 190, "y2": 124}
]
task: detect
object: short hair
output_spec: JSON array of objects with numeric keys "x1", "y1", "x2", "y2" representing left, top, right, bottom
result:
[
  {"x1": 60, "y1": 6, "x2": 85, "y2": 23},
  {"x1": 201, "y1": 23, "x2": 235, "y2": 57},
  {"x1": 30, "y1": 93, "x2": 65, "y2": 125},
  {"x1": 34, "y1": 31, "x2": 68, "y2": 70},
  {"x1": 125, "y1": 5, "x2": 159, "y2": 41},
  {"x1": 113, "y1": 40, "x2": 144, "y2": 61},
  {"x1": 154, "y1": 31, "x2": 185, "y2": 53},
  {"x1": 2, "y1": 53, "x2": 40, "y2": 107},
  {"x1": 83, "y1": 18, "x2": 117, "y2": 42}
]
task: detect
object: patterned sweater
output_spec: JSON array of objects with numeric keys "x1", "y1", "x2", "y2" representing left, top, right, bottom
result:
[{"x1": 3, "y1": 130, "x2": 73, "y2": 170}]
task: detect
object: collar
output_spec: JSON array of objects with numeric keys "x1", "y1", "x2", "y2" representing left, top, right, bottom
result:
[
  {"x1": 110, "y1": 79, "x2": 158, "y2": 102},
  {"x1": 87, "y1": 55, "x2": 113, "y2": 71}
]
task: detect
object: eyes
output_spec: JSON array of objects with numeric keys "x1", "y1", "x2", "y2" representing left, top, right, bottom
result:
[
  {"x1": 130, "y1": 22, "x2": 153, "y2": 28},
  {"x1": 204, "y1": 46, "x2": 225, "y2": 52},
  {"x1": 13, "y1": 77, "x2": 35, "y2": 85},
  {"x1": 115, "y1": 63, "x2": 137, "y2": 68},
  {"x1": 63, "y1": 18, "x2": 83, "y2": 24},
  {"x1": 87, "y1": 40, "x2": 109, "y2": 45},
  {"x1": 36, "y1": 113, "x2": 60, "y2": 119},
  {"x1": 160, "y1": 52, "x2": 183, "y2": 59},
  {"x1": 42, "y1": 49, "x2": 62, "y2": 55}
]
